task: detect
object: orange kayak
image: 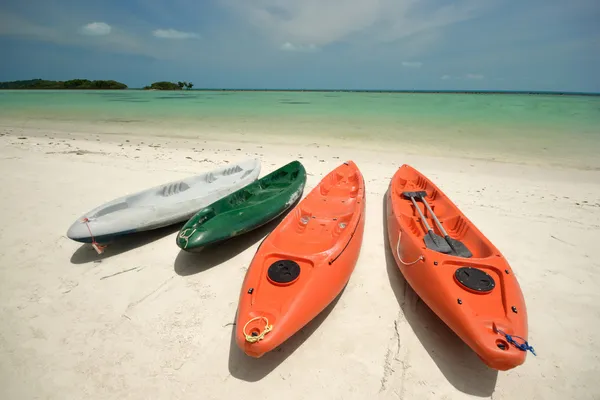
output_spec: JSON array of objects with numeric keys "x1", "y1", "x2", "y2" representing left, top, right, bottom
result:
[
  {"x1": 235, "y1": 161, "x2": 366, "y2": 357},
  {"x1": 386, "y1": 164, "x2": 534, "y2": 371}
]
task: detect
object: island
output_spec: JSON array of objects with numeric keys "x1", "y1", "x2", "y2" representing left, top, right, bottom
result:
[
  {"x1": 143, "y1": 81, "x2": 194, "y2": 90},
  {"x1": 0, "y1": 79, "x2": 128, "y2": 90}
]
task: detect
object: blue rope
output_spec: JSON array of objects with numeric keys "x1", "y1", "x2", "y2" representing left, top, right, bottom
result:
[{"x1": 496, "y1": 329, "x2": 536, "y2": 356}]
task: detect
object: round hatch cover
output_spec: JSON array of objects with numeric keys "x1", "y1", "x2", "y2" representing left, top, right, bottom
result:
[
  {"x1": 267, "y1": 260, "x2": 301, "y2": 284},
  {"x1": 454, "y1": 266, "x2": 495, "y2": 293}
]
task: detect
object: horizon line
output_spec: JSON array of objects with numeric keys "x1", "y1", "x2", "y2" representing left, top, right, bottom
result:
[
  {"x1": 129, "y1": 88, "x2": 600, "y2": 96},
  {"x1": 1, "y1": 79, "x2": 598, "y2": 96}
]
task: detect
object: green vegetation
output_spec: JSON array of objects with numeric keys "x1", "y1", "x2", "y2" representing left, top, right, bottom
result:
[
  {"x1": 0, "y1": 78, "x2": 197, "y2": 91},
  {"x1": 143, "y1": 81, "x2": 180, "y2": 90},
  {"x1": 0, "y1": 79, "x2": 127, "y2": 89},
  {"x1": 144, "y1": 81, "x2": 194, "y2": 90}
]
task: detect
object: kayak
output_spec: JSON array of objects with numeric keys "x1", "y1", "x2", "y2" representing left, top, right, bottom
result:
[
  {"x1": 234, "y1": 161, "x2": 366, "y2": 358},
  {"x1": 176, "y1": 160, "x2": 307, "y2": 251},
  {"x1": 66, "y1": 158, "x2": 261, "y2": 250},
  {"x1": 385, "y1": 164, "x2": 533, "y2": 371}
]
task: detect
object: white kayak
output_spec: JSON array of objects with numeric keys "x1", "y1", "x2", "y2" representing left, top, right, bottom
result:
[{"x1": 67, "y1": 158, "x2": 261, "y2": 247}]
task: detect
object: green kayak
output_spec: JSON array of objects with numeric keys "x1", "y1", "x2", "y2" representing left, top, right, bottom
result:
[{"x1": 176, "y1": 160, "x2": 307, "y2": 251}]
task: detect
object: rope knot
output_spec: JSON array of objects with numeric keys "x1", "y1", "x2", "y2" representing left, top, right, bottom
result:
[
  {"x1": 243, "y1": 316, "x2": 273, "y2": 343},
  {"x1": 178, "y1": 228, "x2": 196, "y2": 248},
  {"x1": 82, "y1": 217, "x2": 106, "y2": 254},
  {"x1": 495, "y1": 328, "x2": 536, "y2": 356}
]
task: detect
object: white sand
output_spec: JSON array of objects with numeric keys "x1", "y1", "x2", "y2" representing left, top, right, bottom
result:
[{"x1": 1, "y1": 125, "x2": 599, "y2": 400}]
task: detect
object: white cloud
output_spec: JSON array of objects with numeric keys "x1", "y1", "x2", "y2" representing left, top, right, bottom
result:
[
  {"x1": 0, "y1": 12, "x2": 163, "y2": 59},
  {"x1": 220, "y1": 0, "x2": 492, "y2": 48},
  {"x1": 80, "y1": 22, "x2": 111, "y2": 36},
  {"x1": 441, "y1": 75, "x2": 451, "y2": 80},
  {"x1": 466, "y1": 73, "x2": 484, "y2": 79},
  {"x1": 152, "y1": 29, "x2": 200, "y2": 39},
  {"x1": 401, "y1": 61, "x2": 422, "y2": 68},
  {"x1": 280, "y1": 42, "x2": 318, "y2": 52}
]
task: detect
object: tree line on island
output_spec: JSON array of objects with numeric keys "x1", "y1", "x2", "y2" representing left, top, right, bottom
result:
[
  {"x1": 0, "y1": 79, "x2": 128, "y2": 90},
  {"x1": 143, "y1": 81, "x2": 194, "y2": 90},
  {"x1": 0, "y1": 79, "x2": 195, "y2": 90}
]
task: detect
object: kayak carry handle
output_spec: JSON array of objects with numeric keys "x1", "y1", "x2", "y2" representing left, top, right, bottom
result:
[
  {"x1": 396, "y1": 231, "x2": 424, "y2": 266},
  {"x1": 243, "y1": 316, "x2": 273, "y2": 343},
  {"x1": 494, "y1": 327, "x2": 536, "y2": 356}
]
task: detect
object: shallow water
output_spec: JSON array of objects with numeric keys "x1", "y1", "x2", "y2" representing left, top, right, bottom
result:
[{"x1": 1, "y1": 90, "x2": 599, "y2": 168}]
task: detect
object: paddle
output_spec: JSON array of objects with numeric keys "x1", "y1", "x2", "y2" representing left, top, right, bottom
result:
[
  {"x1": 408, "y1": 190, "x2": 473, "y2": 258},
  {"x1": 402, "y1": 191, "x2": 452, "y2": 254}
]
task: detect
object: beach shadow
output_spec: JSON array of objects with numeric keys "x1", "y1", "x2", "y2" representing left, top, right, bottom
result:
[
  {"x1": 227, "y1": 286, "x2": 346, "y2": 382},
  {"x1": 173, "y1": 212, "x2": 289, "y2": 276},
  {"x1": 382, "y1": 190, "x2": 498, "y2": 397},
  {"x1": 69, "y1": 222, "x2": 184, "y2": 265}
]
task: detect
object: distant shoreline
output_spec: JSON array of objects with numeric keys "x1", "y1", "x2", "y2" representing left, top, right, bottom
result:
[
  {"x1": 2, "y1": 89, "x2": 597, "y2": 96},
  {"x1": 0, "y1": 85, "x2": 598, "y2": 97},
  {"x1": 175, "y1": 89, "x2": 600, "y2": 96}
]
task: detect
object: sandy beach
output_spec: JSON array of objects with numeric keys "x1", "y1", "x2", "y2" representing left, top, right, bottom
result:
[{"x1": 1, "y1": 124, "x2": 599, "y2": 400}]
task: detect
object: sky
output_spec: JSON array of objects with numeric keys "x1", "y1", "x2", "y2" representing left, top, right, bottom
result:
[{"x1": 0, "y1": 0, "x2": 598, "y2": 92}]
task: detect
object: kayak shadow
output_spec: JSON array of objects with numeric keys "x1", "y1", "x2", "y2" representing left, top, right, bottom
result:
[
  {"x1": 173, "y1": 211, "x2": 289, "y2": 276},
  {"x1": 69, "y1": 222, "x2": 184, "y2": 265},
  {"x1": 227, "y1": 286, "x2": 346, "y2": 382},
  {"x1": 382, "y1": 190, "x2": 498, "y2": 397}
]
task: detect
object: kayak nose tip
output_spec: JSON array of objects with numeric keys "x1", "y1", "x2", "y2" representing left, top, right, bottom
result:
[
  {"x1": 177, "y1": 226, "x2": 201, "y2": 248},
  {"x1": 236, "y1": 314, "x2": 276, "y2": 358},
  {"x1": 475, "y1": 326, "x2": 530, "y2": 370},
  {"x1": 236, "y1": 332, "x2": 272, "y2": 358},
  {"x1": 66, "y1": 219, "x2": 89, "y2": 241}
]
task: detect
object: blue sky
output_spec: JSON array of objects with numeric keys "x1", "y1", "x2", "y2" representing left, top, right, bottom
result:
[{"x1": 0, "y1": 0, "x2": 598, "y2": 92}]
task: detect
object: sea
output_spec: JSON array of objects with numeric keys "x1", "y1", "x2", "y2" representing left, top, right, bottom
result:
[{"x1": 0, "y1": 90, "x2": 599, "y2": 169}]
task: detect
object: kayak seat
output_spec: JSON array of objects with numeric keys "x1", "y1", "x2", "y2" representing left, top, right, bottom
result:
[
  {"x1": 319, "y1": 172, "x2": 344, "y2": 195},
  {"x1": 93, "y1": 201, "x2": 129, "y2": 218},
  {"x1": 262, "y1": 170, "x2": 290, "y2": 187},
  {"x1": 258, "y1": 181, "x2": 288, "y2": 190},
  {"x1": 401, "y1": 215, "x2": 422, "y2": 237},
  {"x1": 248, "y1": 191, "x2": 278, "y2": 203},
  {"x1": 276, "y1": 208, "x2": 355, "y2": 253},
  {"x1": 295, "y1": 193, "x2": 358, "y2": 220},
  {"x1": 443, "y1": 215, "x2": 495, "y2": 258},
  {"x1": 228, "y1": 189, "x2": 253, "y2": 206}
]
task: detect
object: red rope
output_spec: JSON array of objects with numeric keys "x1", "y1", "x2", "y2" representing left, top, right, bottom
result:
[{"x1": 82, "y1": 217, "x2": 107, "y2": 254}]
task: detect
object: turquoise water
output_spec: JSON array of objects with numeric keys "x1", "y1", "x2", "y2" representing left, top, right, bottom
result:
[
  {"x1": 1, "y1": 90, "x2": 599, "y2": 168},
  {"x1": 1, "y1": 90, "x2": 598, "y2": 128}
]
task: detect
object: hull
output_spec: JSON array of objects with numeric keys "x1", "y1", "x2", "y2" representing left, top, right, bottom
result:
[
  {"x1": 176, "y1": 161, "x2": 307, "y2": 251},
  {"x1": 386, "y1": 164, "x2": 530, "y2": 371},
  {"x1": 67, "y1": 159, "x2": 261, "y2": 244},
  {"x1": 235, "y1": 161, "x2": 366, "y2": 358}
]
